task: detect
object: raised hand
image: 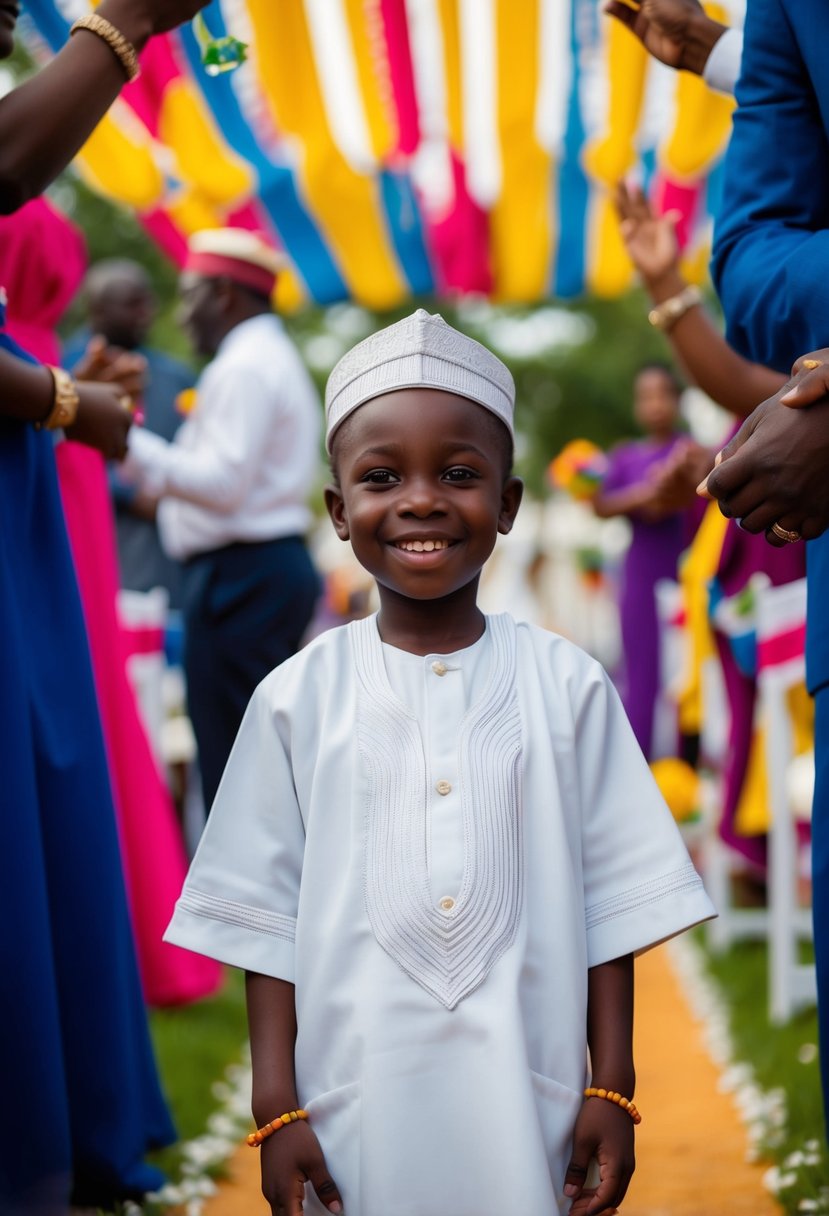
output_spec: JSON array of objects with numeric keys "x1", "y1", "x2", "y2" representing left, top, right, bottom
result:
[
  {"x1": 260, "y1": 1121, "x2": 343, "y2": 1216},
  {"x1": 604, "y1": 0, "x2": 727, "y2": 76},
  {"x1": 614, "y1": 181, "x2": 681, "y2": 286},
  {"x1": 72, "y1": 335, "x2": 146, "y2": 400}
]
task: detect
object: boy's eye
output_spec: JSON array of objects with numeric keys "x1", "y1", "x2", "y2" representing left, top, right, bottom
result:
[
  {"x1": 362, "y1": 468, "x2": 398, "y2": 484},
  {"x1": 443, "y1": 466, "x2": 478, "y2": 482}
]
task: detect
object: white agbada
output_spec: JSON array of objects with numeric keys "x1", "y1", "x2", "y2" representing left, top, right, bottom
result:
[{"x1": 166, "y1": 613, "x2": 715, "y2": 1215}]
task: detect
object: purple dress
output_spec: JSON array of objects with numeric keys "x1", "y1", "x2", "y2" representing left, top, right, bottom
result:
[{"x1": 603, "y1": 436, "x2": 691, "y2": 758}]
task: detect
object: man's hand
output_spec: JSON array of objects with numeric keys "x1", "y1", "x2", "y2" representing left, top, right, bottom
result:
[
  {"x1": 72, "y1": 335, "x2": 146, "y2": 400},
  {"x1": 700, "y1": 380, "x2": 829, "y2": 546},
  {"x1": 66, "y1": 382, "x2": 134, "y2": 460},
  {"x1": 779, "y1": 348, "x2": 829, "y2": 411},
  {"x1": 604, "y1": 0, "x2": 728, "y2": 76}
]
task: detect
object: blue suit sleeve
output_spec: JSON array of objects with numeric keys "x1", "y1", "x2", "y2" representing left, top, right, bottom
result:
[{"x1": 711, "y1": 0, "x2": 829, "y2": 372}]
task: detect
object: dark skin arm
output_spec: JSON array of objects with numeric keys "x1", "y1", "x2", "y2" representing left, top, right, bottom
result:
[
  {"x1": 0, "y1": 347, "x2": 132, "y2": 458},
  {"x1": 565, "y1": 955, "x2": 636, "y2": 1215},
  {"x1": 614, "y1": 182, "x2": 786, "y2": 417},
  {"x1": 0, "y1": 0, "x2": 211, "y2": 214},
  {"x1": 246, "y1": 973, "x2": 344, "y2": 1216},
  {"x1": 603, "y1": 0, "x2": 727, "y2": 76}
]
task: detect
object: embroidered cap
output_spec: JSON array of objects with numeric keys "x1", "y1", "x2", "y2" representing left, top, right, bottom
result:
[
  {"x1": 325, "y1": 309, "x2": 514, "y2": 451},
  {"x1": 184, "y1": 228, "x2": 286, "y2": 298}
]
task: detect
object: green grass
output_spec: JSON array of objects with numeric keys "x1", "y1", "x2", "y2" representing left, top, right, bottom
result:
[
  {"x1": 699, "y1": 935, "x2": 828, "y2": 1213},
  {"x1": 148, "y1": 967, "x2": 249, "y2": 1180}
]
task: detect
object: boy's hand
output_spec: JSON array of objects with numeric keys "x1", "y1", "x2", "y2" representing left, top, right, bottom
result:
[
  {"x1": 260, "y1": 1121, "x2": 343, "y2": 1215},
  {"x1": 564, "y1": 1098, "x2": 635, "y2": 1215}
]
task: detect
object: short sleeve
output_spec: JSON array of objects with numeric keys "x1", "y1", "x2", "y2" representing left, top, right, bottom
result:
[
  {"x1": 164, "y1": 681, "x2": 305, "y2": 981},
  {"x1": 575, "y1": 662, "x2": 716, "y2": 967}
]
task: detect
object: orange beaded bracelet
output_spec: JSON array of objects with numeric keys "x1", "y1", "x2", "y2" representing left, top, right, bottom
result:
[
  {"x1": 246, "y1": 1108, "x2": 309, "y2": 1147},
  {"x1": 583, "y1": 1087, "x2": 642, "y2": 1125}
]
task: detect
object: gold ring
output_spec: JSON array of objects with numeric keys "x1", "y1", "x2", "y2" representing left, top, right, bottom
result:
[
  {"x1": 770, "y1": 522, "x2": 801, "y2": 544},
  {"x1": 119, "y1": 394, "x2": 135, "y2": 414},
  {"x1": 802, "y1": 359, "x2": 824, "y2": 370}
]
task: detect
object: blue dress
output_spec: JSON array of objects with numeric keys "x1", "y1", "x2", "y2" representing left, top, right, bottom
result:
[{"x1": 0, "y1": 303, "x2": 175, "y2": 1213}]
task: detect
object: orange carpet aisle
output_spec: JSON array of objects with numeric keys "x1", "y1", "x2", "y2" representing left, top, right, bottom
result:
[{"x1": 202, "y1": 946, "x2": 782, "y2": 1216}]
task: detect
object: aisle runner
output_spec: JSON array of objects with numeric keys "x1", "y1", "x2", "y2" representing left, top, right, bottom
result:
[{"x1": 203, "y1": 947, "x2": 782, "y2": 1216}]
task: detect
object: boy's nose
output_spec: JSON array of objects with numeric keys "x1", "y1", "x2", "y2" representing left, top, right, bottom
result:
[{"x1": 399, "y1": 480, "x2": 446, "y2": 516}]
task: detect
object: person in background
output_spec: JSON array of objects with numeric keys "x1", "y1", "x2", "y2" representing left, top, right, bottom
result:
[
  {"x1": 0, "y1": 0, "x2": 211, "y2": 1210},
  {"x1": 591, "y1": 362, "x2": 694, "y2": 759},
  {"x1": 65, "y1": 259, "x2": 194, "y2": 608},
  {"x1": 124, "y1": 229, "x2": 322, "y2": 809},
  {"x1": 613, "y1": 184, "x2": 805, "y2": 876}
]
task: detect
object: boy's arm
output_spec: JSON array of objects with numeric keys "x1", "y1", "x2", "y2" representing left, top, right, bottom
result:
[
  {"x1": 246, "y1": 973, "x2": 343, "y2": 1215},
  {"x1": 563, "y1": 954, "x2": 636, "y2": 1215}
]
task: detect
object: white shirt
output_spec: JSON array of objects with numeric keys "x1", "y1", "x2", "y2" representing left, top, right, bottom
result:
[
  {"x1": 166, "y1": 615, "x2": 715, "y2": 1215},
  {"x1": 124, "y1": 314, "x2": 320, "y2": 561},
  {"x1": 703, "y1": 26, "x2": 743, "y2": 96}
]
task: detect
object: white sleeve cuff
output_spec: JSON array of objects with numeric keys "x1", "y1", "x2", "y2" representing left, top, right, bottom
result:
[
  {"x1": 585, "y1": 862, "x2": 717, "y2": 967},
  {"x1": 702, "y1": 27, "x2": 743, "y2": 96},
  {"x1": 164, "y1": 887, "x2": 297, "y2": 981}
]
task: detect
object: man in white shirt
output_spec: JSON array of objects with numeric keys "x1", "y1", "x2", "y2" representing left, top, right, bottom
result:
[{"x1": 126, "y1": 229, "x2": 322, "y2": 807}]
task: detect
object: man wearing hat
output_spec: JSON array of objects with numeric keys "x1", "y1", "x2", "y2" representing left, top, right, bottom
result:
[{"x1": 125, "y1": 228, "x2": 321, "y2": 809}]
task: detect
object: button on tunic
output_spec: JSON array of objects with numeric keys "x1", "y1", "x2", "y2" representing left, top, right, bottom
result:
[{"x1": 166, "y1": 614, "x2": 716, "y2": 1215}]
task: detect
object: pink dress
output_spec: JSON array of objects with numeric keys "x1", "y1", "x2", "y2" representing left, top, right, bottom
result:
[{"x1": 0, "y1": 198, "x2": 221, "y2": 1005}]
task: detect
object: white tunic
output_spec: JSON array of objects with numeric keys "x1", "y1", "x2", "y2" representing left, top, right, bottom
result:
[{"x1": 166, "y1": 614, "x2": 715, "y2": 1215}]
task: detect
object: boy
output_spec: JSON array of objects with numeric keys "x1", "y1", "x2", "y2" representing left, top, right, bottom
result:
[{"x1": 166, "y1": 310, "x2": 715, "y2": 1215}]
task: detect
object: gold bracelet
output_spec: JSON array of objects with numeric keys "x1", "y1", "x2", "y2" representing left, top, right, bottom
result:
[
  {"x1": 584, "y1": 1087, "x2": 642, "y2": 1124},
  {"x1": 647, "y1": 284, "x2": 702, "y2": 332},
  {"x1": 35, "y1": 366, "x2": 80, "y2": 432},
  {"x1": 246, "y1": 1108, "x2": 309, "y2": 1147},
  {"x1": 69, "y1": 14, "x2": 140, "y2": 82}
]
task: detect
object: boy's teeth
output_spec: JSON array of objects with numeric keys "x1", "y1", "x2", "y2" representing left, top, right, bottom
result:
[{"x1": 401, "y1": 539, "x2": 447, "y2": 551}]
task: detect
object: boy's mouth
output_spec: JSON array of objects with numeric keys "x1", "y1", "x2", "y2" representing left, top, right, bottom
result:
[{"x1": 395, "y1": 538, "x2": 451, "y2": 553}]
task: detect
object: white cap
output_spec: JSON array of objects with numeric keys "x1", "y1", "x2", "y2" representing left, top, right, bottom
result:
[{"x1": 325, "y1": 309, "x2": 514, "y2": 451}]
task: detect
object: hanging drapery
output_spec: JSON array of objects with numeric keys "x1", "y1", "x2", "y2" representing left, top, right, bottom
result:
[{"x1": 20, "y1": 0, "x2": 737, "y2": 308}]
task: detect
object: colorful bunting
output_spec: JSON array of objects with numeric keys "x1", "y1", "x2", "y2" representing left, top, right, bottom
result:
[{"x1": 19, "y1": 0, "x2": 739, "y2": 306}]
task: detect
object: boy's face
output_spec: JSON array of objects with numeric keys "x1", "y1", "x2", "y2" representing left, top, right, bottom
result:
[{"x1": 325, "y1": 388, "x2": 523, "y2": 606}]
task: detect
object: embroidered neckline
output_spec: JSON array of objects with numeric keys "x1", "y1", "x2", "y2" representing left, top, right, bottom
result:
[{"x1": 351, "y1": 613, "x2": 523, "y2": 1009}]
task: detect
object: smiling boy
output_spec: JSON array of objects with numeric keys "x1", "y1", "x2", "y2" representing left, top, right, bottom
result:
[{"x1": 166, "y1": 310, "x2": 715, "y2": 1216}]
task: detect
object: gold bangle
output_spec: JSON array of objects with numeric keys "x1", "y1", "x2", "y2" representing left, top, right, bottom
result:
[
  {"x1": 35, "y1": 366, "x2": 80, "y2": 432},
  {"x1": 246, "y1": 1108, "x2": 309, "y2": 1147},
  {"x1": 584, "y1": 1087, "x2": 642, "y2": 1125},
  {"x1": 647, "y1": 284, "x2": 702, "y2": 332},
  {"x1": 69, "y1": 14, "x2": 140, "y2": 82}
]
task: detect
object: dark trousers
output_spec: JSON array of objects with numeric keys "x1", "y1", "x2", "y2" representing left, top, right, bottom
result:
[{"x1": 182, "y1": 535, "x2": 321, "y2": 808}]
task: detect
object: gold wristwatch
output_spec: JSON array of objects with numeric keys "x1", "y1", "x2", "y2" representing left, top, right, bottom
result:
[
  {"x1": 37, "y1": 366, "x2": 80, "y2": 431},
  {"x1": 647, "y1": 285, "x2": 702, "y2": 332}
]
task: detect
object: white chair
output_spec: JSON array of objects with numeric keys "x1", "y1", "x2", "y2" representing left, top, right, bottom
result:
[
  {"x1": 755, "y1": 577, "x2": 816, "y2": 1024},
  {"x1": 117, "y1": 586, "x2": 169, "y2": 768}
]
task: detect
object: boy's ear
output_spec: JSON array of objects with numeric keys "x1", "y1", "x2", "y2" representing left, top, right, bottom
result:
[
  {"x1": 497, "y1": 475, "x2": 524, "y2": 535},
  {"x1": 324, "y1": 484, "x2": 350, "y2": 541}
]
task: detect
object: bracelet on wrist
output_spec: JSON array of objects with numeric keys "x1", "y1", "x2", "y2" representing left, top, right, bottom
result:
[
  {"x1": 35, "y1": 366, "x2": 80, "y2": 432},
  {"x1": 69, "y1": 14, "x2": 140, "y2": 82},
  {"x1": 247, "y1": 1108, "x2": 308, "y2": 1147},
  {"x1": 647, "y1": 284, "x2": 702, "y2": 333},
  {"x1": 583, "y1": 1087, "x2": 642, "y2": 1124}
]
